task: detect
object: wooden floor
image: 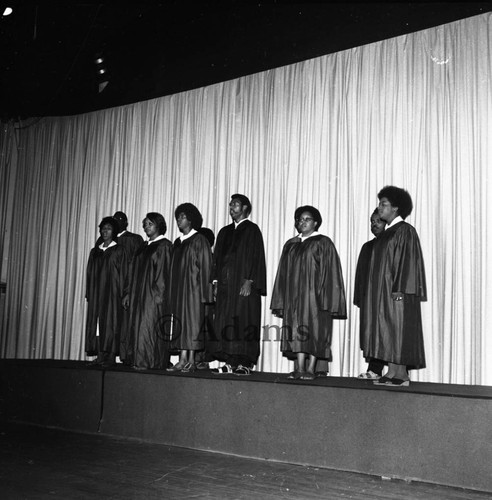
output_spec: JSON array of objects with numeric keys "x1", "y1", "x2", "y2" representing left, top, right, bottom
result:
[{"x1": 0, "y1": 423, "x2": 489, "y2": 500}]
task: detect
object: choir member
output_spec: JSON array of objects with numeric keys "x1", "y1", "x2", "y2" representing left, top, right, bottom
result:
[
  {"x1": 167, "y1": 203, "x2": 213, "y2": 372},
  {"x1": 123, "y1": 212, "x2": 172, "y2": 370},
  {"x1": 211, "y1": 194, "x2": 267, "y2": 375},
  {"x1": 271, "y1": 206, "x2": 346, "y2": 380},
  {"x1": 85, "y1": 216, "x2": 127, "y2": 367},
  {"x1": 364, "y1": 186, "x2": 427, "y2": 386},
  {"x1": 354, "y1": 208, "x2": 386, "y2": 379}
]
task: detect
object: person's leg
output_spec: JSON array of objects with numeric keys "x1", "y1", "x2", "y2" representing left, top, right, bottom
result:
[{"x1": 367, "y1": 358, "x2": 385, "y2": 376}]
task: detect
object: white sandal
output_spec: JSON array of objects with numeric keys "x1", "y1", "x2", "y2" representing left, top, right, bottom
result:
[{"x1": 357, "y1": 370, "x2": 381, "y2": 380}]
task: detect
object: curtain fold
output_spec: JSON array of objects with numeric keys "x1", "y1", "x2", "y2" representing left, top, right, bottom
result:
[{"x1": 1, "y1": 14, "x2": 490, "y2": 384}]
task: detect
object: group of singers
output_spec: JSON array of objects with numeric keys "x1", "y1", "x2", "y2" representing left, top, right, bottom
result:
[{"x1": 85, "y1": 186, "x2": 426, "y2": 386}]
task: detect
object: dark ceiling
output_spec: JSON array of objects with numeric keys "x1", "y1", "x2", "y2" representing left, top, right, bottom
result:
[{"x1": 1, "y1": 2, "x2": 491, "y2": 120}]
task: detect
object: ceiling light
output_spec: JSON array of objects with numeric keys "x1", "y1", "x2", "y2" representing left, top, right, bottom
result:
[
  {"x1": 95, "y1": 57, "x2": 104, "y2": 65},
  {"x1": 2, "y1": 7, "x2": 13, "y2": 16}
]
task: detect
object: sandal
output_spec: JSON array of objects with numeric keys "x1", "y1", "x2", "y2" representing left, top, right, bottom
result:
[
  {"x1": 212, "y1": 364, "x2": 234, "y2": 375},
  {"x1": 357, "y1": 370, "x2": 381, "y2": 380},
  {"x1": 181, "y1": 362, "x2": 196, "y2": 373},
  {"x1": 234, "y1": 365, "x2": 252, "y2": 376}
]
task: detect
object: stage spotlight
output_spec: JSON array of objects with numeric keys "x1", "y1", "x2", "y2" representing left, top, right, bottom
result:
[
  {"x1": 2, "y1": 7, "x2": 13, "y2": 16},
  {"x1": 95, "y1": 57, "x2": 104, "y2": 65}
]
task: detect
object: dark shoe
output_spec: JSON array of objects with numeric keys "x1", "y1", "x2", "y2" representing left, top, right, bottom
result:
[
  {"x1": 300, "y1": 372, "x2": 315, "y2": 381},
  {"x1": 287, "y1": 371, "x2": 302, "y2": 380},
  {"x1": 373, "y1": 376, "x2": 393, "y2": 385},
  {"x1": 387, "y1": 378, "x2": 410, "y2": 387},
  {"x1": 195, "y1": 362, "x2": 210, "y2": 370},
  {"x1": 315, "y1": 371, "x2": 329, "y2": 378}
]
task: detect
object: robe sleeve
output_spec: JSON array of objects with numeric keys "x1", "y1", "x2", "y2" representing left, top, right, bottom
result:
[
  {"x1": 152, "y1": 242, "x2": 172, "y2": 305},
  {"x1": 244, "y1": 225, "x2": 267, "y2": 295},
  {"x1": 353, "y1": 240, "x2": 373, "y2": 307},
  {"x1": 270, "y1": 243, "x2": 290, "y2": 310},
  {"x1": 316, "y1": 237, "x2": 347, "y2": 318},
  {"x1": 392, "y1": 224, "x2": 427, "y2": 300},
  {"x1": 197, "y1": 236, "x2": 214, "y2": 303}
]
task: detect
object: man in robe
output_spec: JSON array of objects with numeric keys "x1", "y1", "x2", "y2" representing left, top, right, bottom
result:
[
  {"x1": 111, "y1": 211, "x2": 144, "y2": 364},
  {"x1": 363, "y1": 186, "x2": 427, "y2": 386},
  {"x1": 211, "y1": 194, "x2": 267, "y2": 375},
  {"x1": 354, "y1": 208, "x2": 386, "y2": 380}
]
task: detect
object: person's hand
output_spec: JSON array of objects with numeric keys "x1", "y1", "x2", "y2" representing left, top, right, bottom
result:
[
  {"x1": 272, "y1": 309, "x2": 283, "y2": 318},
  {"x1": 122, "y1": 295, "x2": 129, "y2": 310},
  {"x1": 392, "y1": 292, "x2": 404, "y2": 302},
  {"x1": 239, "y1": 279, "x2": 253, "y2": 296}
]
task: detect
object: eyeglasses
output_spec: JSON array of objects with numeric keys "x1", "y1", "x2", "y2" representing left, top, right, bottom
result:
[{"x1": 296, "y1": 217, "x2": 314, "y2": 223}]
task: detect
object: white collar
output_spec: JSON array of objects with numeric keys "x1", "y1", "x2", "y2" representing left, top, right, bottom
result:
[
  {"x1": 148, "y1": 234, "x2": 165, "y2": 244},
  {"x1": 99, "y1": 240, "x2": 117, "y2": 251},
  {"x1": 179, "y1": 228, "x2": 197, "y2": 241},
  {"x1": 385, "y1": 216, "x2": 403, "y2": 229},
  {"x1": 298, "y1": 231, "x2": 320, "y2": 242},
  {"x1": 234, "y1": 217, "x2": 249, "y2": 228}
]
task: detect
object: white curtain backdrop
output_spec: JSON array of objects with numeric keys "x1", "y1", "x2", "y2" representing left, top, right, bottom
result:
[{"x1": 1, "y1": 13, "x2": 491, "y2": 384}]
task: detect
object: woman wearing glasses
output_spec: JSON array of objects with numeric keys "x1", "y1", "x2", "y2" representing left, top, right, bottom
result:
[{"x1": 271, "y1": 206, "x2": 347, "y2": 380}]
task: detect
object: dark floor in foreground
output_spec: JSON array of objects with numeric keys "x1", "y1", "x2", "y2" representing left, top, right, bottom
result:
[{"x1": 0, "y1": 422, "x2": 489, "y2": 500}]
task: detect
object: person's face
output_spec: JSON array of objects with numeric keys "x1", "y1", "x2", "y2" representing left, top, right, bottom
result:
[
  {"x1": 176, "y1": 212, "x2": 192, "y2": 233},
  {"x1": 296, "y1": 211, "x2": 318, "y2": 237},
  {"x1": 143, "y1": 218, "x2": 159, "y2": 240},
  {"x1": 100, "y1": 223, "x2": 114, "y2": 243},
  {"x1": 229, "y1": 199, "x2": 248, "y2": 222},
  {"x1": 370, "y1": 213, "x2": 385, "y2": 237},
  {"x1": 378, "y1": 197, "x2": 398, "y2": 223}
]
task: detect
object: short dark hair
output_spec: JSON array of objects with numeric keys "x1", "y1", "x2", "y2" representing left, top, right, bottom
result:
[
  {"x1": 294, "y1": 205, "x2": 322, "y2": 229},
  {"x1": 143, "y1": 212, "x2": 167, "y2": 235},
  {"x1": 113, "y1": 211, "x2": 128, "y2": 230},
  {"x1": 230, "y1": 193, "x2": 252, "y2": 216},
  {"x1": 99, "y1": 216, "x2": 120, "y2": 240},
  {"x1": 378, "y1": 186, "x2": 413, "y2": 219},
  {"x1": 174, "y1": 203, "x2": 203, "y2": 230}
]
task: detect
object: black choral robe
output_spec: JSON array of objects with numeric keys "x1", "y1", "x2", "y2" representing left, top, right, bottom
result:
[
  {"x1": 361, "y1": 221, "x2": 427, "y2": 368},
  {"x1": 271, "y1": 234, "x2": 346, "y2": 359},
  {"x1": 85, "y1": 244, "x2": 128, "y2": 356},
  {"x1": 127, "y1": 238, "x2": 172, "y2": 369},
  {"x1": 117, "y1": 231, "x2": 144, "y2": 362},
  {"x1": 169, "y1": 232, "x2": 213, "y2": 350},
  {"x1": 211, "y1": 219, "x2": 267, "y2": 365}
]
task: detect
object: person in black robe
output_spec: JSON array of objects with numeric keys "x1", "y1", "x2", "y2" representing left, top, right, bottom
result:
[
  {"x1": 363, "y1": 186, "x2": 427, "y2": 387},
  {"x1": 111, "y1": 211, "x2": 144, "y2": 364},
  {"x1": 211, "y1": 194, "x2": 267, "y2": 375},
  {"x1": 271, "y1": 206, "x2": 346, "y2": 380},
  {"x1": 354, "y1": 208, "x2": 386, "y2": 379},
  {"x1": 194, "y1": 227, "x2": 216, "y2": 370},
  {"x1": 166, "y1": 203, "x2": 213, "y2": 373},
  {"x1": 85, "y1": 216, "x2": 127, "y2": 367},
  {"x1": 123, "y1": 212, "x2": 172, "y2": 370}
]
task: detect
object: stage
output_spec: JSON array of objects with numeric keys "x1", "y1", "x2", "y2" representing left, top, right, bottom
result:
[{"x1": 1, "y1": 360, "x2": 491, "y2": 493}]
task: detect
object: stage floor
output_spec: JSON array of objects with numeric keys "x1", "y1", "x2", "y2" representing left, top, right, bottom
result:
[
  {"x1": 1, "y1": 421, "x2": 490, "y2": 500},
  {"x1": 1, "y1": 359, "x2": 492, "y2": 493}
]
